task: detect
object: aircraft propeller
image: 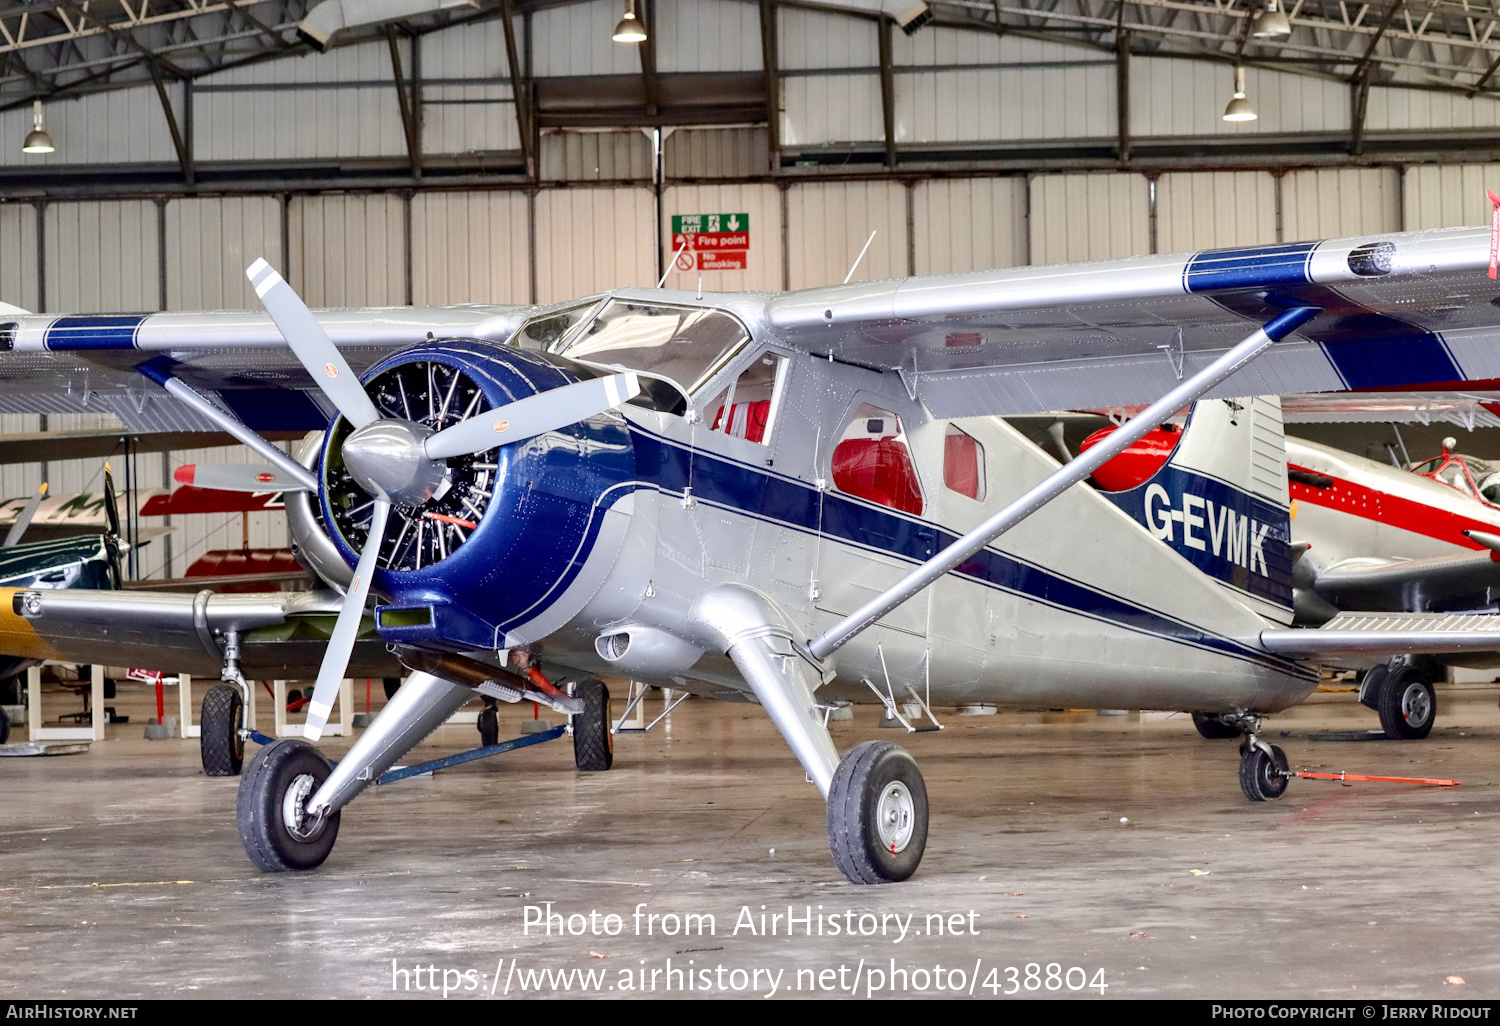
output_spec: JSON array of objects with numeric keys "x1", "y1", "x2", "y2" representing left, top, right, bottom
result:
[
  {"x1": 101, "y1": 464, "x2": 124, "y2": 588},
  {"x1": 242, "y1": 259, "x2": 640, "y2": 739}
]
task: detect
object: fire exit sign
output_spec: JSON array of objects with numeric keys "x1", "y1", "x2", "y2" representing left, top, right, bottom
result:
[{"x1": 671, "y1": 213, "x2": 750, "y2": 271}]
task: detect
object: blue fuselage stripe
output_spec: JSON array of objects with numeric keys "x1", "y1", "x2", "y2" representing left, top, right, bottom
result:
[
  {"x1": 625, "y1": 426, "x2": 1310, "y2": 679},
  {"x1": 44, "y1": 314, "x2": 147, "y2": 350}
]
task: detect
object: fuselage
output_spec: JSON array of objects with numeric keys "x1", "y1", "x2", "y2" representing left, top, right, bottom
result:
[{"x1": 463, "y1": 324, "x2": 1318, "y2": 716}]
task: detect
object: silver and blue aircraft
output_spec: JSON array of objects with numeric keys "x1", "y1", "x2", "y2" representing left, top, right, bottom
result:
[{"x1": 4, "y1": 227, "x2": 1500, "y2": 883}]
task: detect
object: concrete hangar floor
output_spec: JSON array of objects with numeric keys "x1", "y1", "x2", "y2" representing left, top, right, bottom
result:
[{"x1": 3, "y1": 684, "x2": 1498, "y2": 1000}]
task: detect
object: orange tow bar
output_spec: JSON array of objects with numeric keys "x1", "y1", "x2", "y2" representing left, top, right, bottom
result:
[{"x1": 1294, "y1": 770, "x2": 1459, "y2": 787}]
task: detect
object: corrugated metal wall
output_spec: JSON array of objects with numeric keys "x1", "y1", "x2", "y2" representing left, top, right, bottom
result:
[
  {"x1": 540, "y1": 130, "x2": 653, "y2": 182},
  {"x1": 1281, "y1": 168, "x2": 1402, "y2": 241},
  {"x1": 662, "y1": 183, "x2": 782, "y2": 292},
  {"x1": 411, "y1": 191, "x2": 530, "y2": 305},
  {"x1": 785, "y1": 180, "x2": 907, "y2": 289},
  {"x1": 665, "y1": 128, "x2": 770, "y2": 179},
  {"x1": 657, "y1": 0, "x2": 763, "y2": 74},
  {"x1": 288, "y1": 194, "x2": 407, "y2": 307},
  {"x1": 779, "y1": 7, "x2": 882, "y2": 147},
  {"x1": 194, "y1": 42, "x2": 407, "y2": 162},
  {"x1": 531, "y1": 0, "x2": 642, "y2": 78},
  {"x1": 420, "y1": 19, "x2": 520, "y2": 157},
  {"x1": 1156, "y1": 171, "x2": 1278, "y2": 253},
  {"x1": 0, "y1": 88, "x2": 175, "y2": 167},
  {"x1": 534, "y1": 186, "x2": 656, "y2": 303},
  {"x1": 165, "y1": 196, "x2": 283, "y2": 311},
  {"x1": 1404, "y1": 164, "x2": 1500, "y2": 229},
  {"x1": 46, "y1": 201, "x2": 159, "y2": 313},
  {"x1": 912, "y1": 178, "x2": 1027, "y2": 275},
  {"x1": 0, "y1": 203, "x2": 38, "y2": 312},
  {"x1": 1030, "y1": 173, "x2": 1149, "y2": 265}
]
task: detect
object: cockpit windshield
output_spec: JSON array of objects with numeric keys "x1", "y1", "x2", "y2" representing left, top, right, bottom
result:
[
  {"x1": 510, "y1": 299, "x2": 602, "y2": 352},
  {"x1": 1411, "y1": 452, "x2": 1500, "y2": 505},
  {"x1": 551, "y1": 300, "x2": 750, "y2": 396}
]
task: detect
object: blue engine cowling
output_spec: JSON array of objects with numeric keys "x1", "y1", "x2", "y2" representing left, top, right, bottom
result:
[{"x1": 318, "y1": 339, "x2": 636, "y2": 651}]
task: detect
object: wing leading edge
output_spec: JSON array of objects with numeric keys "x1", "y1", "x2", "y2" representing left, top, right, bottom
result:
[{"x1": 760, "y1": 227, "x2": 1497, "y2": 418}]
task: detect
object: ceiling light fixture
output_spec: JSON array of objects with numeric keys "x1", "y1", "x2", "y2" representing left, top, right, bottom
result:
[
  {"x1": 1222, "y1": 66, "x2": 1258, "y2": 121},
  {"x1": 1251, "y1": 0, "x2": 1292, "y2": 39},
  {"x1": 22, "y1": 99, "x2": 54, "y2": 154},
  {"x1": 613, "y1": 0, "x2": 646, "y2": 43}
]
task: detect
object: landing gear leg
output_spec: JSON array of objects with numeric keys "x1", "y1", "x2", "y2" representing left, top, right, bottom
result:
[
  {"x1": 234, "y1": 670, "x2": 473, "y2": 871},
  {"x1": 688, "y1": 584, "x2": 928, "y2": 884},
  {"x1": 202, "y1": 628, "x2": 251, "y2": 776},
  {"x1": 1236, "y1": 715, "x2": 1290, "y2": 802}
]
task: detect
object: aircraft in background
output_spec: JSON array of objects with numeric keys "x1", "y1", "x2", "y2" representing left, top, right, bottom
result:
[{"x1": 5, "y1": 229, "x2": 1500, "y2": 883}]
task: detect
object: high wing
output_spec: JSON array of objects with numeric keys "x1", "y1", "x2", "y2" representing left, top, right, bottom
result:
[
  {"x1": 0, "y1": 303, "x2": 533, "y2": 432},
  {"x1": 762, "y1": 226, "x2": 1496, "y2": 418}
]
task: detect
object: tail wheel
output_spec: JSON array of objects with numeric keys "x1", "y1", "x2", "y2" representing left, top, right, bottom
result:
[
  {"x1": 200, "y1": 684, "x2": 245, "y2": 776},
  {"x1": 237, "y1": 739, "x2": 341, "y2": 872},
  {"x1": 478, "y1": 703, "x2": 500, "y2": 747},
  {"x1": 1377, "y1": 666, "x2": 1436, "y2": 740},
  {"x1": 1239, "y1": 741, "x2": 1290, "y2": 801},
  {"x1": 572, "y1": 679, "x2": 613, "y2": 771},
  {"x1": 827, "y1": 741, "x2": 929, "y2": 884},
  {"x1": 1192, "y1": 712, "x2": 1241, "y2": 739}
]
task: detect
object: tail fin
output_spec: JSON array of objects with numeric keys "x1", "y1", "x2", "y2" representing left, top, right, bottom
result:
[{"x1": 1087, "y1": 397, "x2": 1294, "y2": 623}]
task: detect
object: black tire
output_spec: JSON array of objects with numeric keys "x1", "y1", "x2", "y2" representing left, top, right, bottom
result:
[
  {"x1": 200, "y1": 684, "x2": 245, "y2": 777},
  {"x1": 1192, "y1": 712, "x2": 1241, "y2": 739},
  {"x1": 572, "y1": 678, "x2": 612, "y2": 771},
  {"x1": 236, "y1": 738, "x2": 341, "y2": 872},
  {"x1": 827, "y1": 740, "x2": 929, "y2": 884},
  {"x1": 478, "y1": 704, "x2": 499, "y2": 747},
  {"x1": 0, "y1": 703, "x2": 9, "y2": 745},
  {"x1": 382, "y1": 678, "x2": 402, "y2": 700},
  {"x1": 1377, "y1": 666, "x2": 1436, "y2": 740},
  {"x1": 286, "y1": 688, "x2": 303, "y2": 707},
  {"x1": 1239, "y1": 741, "x2": 1290, "y2": 801}
]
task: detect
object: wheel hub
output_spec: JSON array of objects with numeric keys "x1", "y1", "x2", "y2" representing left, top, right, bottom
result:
[
  {"x1": 282, "y1": 772, "x2": 328, "y2": 842},
  {"x1": 875, "y1": 781, "x2": 916, "y2": 854},
  {"x1": 1401, "y1": 682, "x2": 1433, "y2": 727}
]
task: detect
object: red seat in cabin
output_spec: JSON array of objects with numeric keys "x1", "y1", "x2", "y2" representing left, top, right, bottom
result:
[{"x1": 831, "y1": 438, "x2": 924, "y2": 515}]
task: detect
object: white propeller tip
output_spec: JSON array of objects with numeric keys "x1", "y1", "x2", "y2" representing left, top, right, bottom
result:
[{"x1": 247, "y1": 260, "x2": 283, "y2": 298}]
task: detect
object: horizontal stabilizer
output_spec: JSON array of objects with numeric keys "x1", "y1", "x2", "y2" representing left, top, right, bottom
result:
[{"x1": 1262, "y1": 611, "x2": 1500, "y2": 657}]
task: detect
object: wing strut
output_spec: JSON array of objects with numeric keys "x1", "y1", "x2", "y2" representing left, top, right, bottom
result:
[
  {"x1": 805, "y1": 305, "x2": 1319, "y2": 661},
  {"x1": 135, "y1": 363, "x2": 319, "y2": 492}
]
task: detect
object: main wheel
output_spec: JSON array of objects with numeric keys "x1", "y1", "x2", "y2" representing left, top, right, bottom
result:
[
  {"x1": 1192, "y1": 712, "x2": 1241, "y2": 739},
  {"x1": 200, "y1": 684, "x2": 245, "y2": 776},
  {"x1": 236, "y1": 738, "x2": 341, "y2": 872},
  {"x1": 1238, "y1": 741, "x2": 1290, "y2": 801},
  {"x1": 828, "y1": 741, "x2": 929, "y2": 884},
  {"x1": 0, "y1": 703, "x2": 9, "y2": 744},
  {"x1": 572, "y1": 679, "x2": 612, "y2": 771},
  {"x1": 1376, "y1": 666, "x2": 1436, "y2": 740},
  {"x1": 478, "y1": 703, "x2": 500, "y2": 747}
]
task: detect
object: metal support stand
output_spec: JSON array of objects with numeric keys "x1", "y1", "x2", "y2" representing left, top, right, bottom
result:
[{"x1": 613, "y1": 688, "x2": 689, "y2": 735}]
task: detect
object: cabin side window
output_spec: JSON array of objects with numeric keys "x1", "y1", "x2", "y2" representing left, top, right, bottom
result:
[
  {"x1": 705, "y1": 352, "x2": 784, "y2": 445},
  {"x1": 831, "y1": 403, "x2": 924, "y2": 515},
  {"x1": 943, "y1": 424, "x2": 986, "y2": 501}
]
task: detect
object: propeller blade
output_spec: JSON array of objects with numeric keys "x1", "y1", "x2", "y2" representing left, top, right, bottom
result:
[
  {"x1": 3, "y1": 482, "x2": 46, "y2": 548},
  {"x1": 245, "y1": 258, "x2": 382, "y2": 430},
  {"x1": 101, "y1": 463, "x2": 124, "y2": 587},
  {"x1": 302, "y1": 499, "x2": 389, "y2": 741},
  {"x1": 174, "y1": 462, "x2": 309, "y2": 493},
  {"x1": 423, "y1": 372, "x2": 641, "y2": 461}
]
